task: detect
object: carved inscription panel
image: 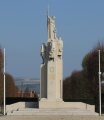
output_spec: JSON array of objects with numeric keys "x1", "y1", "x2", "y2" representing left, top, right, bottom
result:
[{"x1": 49, "y1": 67, "x2": 55, "y2": 80}]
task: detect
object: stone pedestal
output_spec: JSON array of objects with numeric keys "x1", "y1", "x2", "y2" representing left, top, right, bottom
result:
[{"x1": 47, "y1": 59, "x2": 63, "y2": 101}]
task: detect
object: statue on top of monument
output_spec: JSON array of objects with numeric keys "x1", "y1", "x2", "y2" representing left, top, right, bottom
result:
[
  {"x1": 47, "y1": 13, "x2": 57, "y2": 60},
  {"x1": 47, "y1": 14, "x2": 63, "y2": 60},
  {"x1": 47, "y1": 15, "x2": 57, "y2": 40},
  {"x1": 40, "y1": 10, "x2": 63, "y2": 63}
]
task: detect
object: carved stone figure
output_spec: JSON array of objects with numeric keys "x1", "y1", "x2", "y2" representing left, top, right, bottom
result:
[
  {"x1": 40, "y1": 43, "x2": 46, "y2": 63},
  {"x1": 47, "y1": 16, "x2": 56, "y2": 39},
  {"x1": 48, "y1": 41, "x2": 55, "y2": 59},
  {"x1": 57, "y1": 37, "x2": 63, "y2": 58}
]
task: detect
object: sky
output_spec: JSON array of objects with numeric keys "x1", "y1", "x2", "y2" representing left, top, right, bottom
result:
[{"x1": 0, "y1": 0, "x2": 104, "y2": 79}]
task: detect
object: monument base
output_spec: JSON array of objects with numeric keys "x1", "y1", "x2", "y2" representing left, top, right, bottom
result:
[
  {"x1": 39, "y1": 99, "x2": 64, "y2": 109},
  {"x1": 39, "y1": 99, "x2": 95, "y2": 112}
]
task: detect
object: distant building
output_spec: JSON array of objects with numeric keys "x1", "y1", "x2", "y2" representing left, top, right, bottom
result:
[{"x1": 18, "y1": 91, "x2": 36, "y2": 98}]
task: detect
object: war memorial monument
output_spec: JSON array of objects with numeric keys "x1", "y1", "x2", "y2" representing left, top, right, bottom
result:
[{"x1": 39, "y1": 14, "x2": 63, "y2": 108}]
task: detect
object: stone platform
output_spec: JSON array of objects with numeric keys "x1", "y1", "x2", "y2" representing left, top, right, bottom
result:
[
  {"x1": 39, "y1": 100, "x2": 95, "y2": 112},
  {"x1": 7, "y1": 108, "x2": 98, "y2": 116}
]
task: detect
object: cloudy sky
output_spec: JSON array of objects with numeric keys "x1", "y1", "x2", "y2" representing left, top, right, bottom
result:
[{"x1": 0, "y1": 0, "x2": 104, "y2": 79}]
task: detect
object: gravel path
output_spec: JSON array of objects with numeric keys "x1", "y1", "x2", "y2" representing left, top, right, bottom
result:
[{"x1": 0, "y1": 115, "x2": 104, "y2": 120}]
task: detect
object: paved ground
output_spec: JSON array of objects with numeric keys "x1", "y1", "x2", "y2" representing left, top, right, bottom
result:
[{"x1": 0, "y1": 115, "x2": 104, "y2": 120}]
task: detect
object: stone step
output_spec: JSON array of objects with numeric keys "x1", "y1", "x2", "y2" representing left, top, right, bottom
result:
[
  {"x1": 7, "y1": 108, "x2": 99, "y2": 116},
  {"x1": 17, "y1": 108, "x2": 92, "y2": 112},
  {"x1": 14, "y1": 109, "x2": 95, "y2": 113},
  {"x1": 7, "y1": 112, "x2": 98, "y2": 116},
  {"x1": 12, "y1": 110, "x2": 94, "y2": 113}
]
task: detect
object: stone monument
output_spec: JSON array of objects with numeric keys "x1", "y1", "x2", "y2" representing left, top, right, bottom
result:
[
  {"x1": 39, "y1": 13, "x2": 63, "y2": 108},
  {"x1": 5, "y1": 13, "x2": 95, "y2": 113}
]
